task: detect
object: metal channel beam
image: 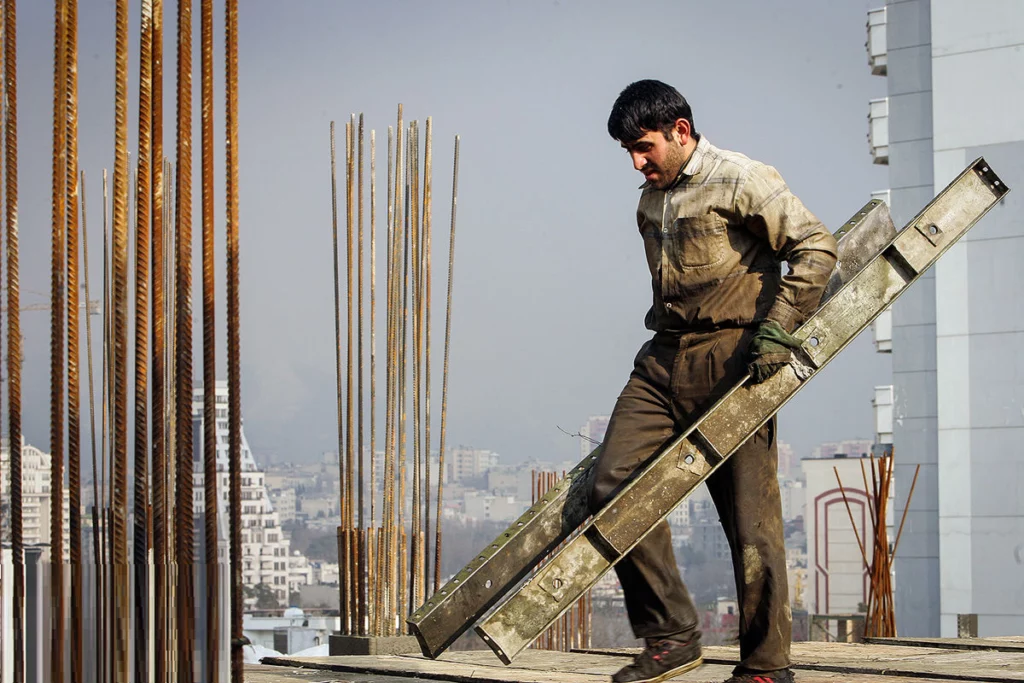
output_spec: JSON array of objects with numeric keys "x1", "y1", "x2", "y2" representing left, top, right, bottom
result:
[
  {"x1": 475, "y1": 159, "x2": 1007, "y2": 664},
  {"x1": 408, "y1": 197, "x2": 893, "y2": 658}
]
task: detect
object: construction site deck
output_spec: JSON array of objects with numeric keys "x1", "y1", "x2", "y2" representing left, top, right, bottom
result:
[{"x1": 254, "y1": 637, "x2": 1024, "y2": 683}]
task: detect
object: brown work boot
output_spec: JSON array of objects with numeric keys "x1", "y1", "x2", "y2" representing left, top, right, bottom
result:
[{"x1": 611, "y1": 637, "x2": 703, "y2": 683}]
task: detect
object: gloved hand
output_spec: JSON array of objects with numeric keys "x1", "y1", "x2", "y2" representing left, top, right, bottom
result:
[{"x1": 747, "y1": 320, "x2": 804, "y2": 384}]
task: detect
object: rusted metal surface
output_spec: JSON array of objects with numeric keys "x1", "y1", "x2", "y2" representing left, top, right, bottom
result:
[
  {"x1": 175, "y1": 0, "x2": 196, "y2": 677},
  {"x1": 422, "y1": 118, "x2": 433, "y2": 595},
  {"x1": 225, "y1": 0, "x2": 243, "y2": 677},
  {"x1": 475, "y1": 159, "x2": 1008, "y2": 664}
]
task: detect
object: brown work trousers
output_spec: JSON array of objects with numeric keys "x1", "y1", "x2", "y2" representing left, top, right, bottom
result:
[{"x1": 589, "y1": 327, "x2": 791, "y2": 673}]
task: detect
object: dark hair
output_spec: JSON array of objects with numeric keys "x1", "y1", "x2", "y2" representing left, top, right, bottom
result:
[{"x1": 607, "y1": 80, "x2": 696, "y2": 143}]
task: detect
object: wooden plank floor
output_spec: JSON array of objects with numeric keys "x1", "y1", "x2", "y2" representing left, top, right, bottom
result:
[{"x1": 263, "y1": 639, "x2": 1024, "y2": 682}]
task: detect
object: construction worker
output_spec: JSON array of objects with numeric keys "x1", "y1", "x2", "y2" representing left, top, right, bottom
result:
[{"x1": 593, "y1": 80, "x2": 837, "y2": 683}]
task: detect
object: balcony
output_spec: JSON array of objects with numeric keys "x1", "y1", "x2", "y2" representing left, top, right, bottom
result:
[
  {"x1": 867, "y1": 8, "x2": 887, "y2": 76},
  {"x1": 873, "y1": 306, "x2": 892, "y2": 353},
  {"x1": 868, "y1": 98, "x2": 889, "y2": 165}
]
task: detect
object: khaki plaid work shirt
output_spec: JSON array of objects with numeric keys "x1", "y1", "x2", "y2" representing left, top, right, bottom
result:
[{"x1": 637, "y1": 135, "x2": 838, "y2": 333}]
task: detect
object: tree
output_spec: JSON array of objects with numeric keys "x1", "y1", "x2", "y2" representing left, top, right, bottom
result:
[{"x1": 244, "y1": 583, "x2": 281, "y2": 610}]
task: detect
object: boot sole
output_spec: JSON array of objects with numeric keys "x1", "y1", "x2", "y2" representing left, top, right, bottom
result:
[{"x1": 619, "y1": 656, "x2": 705, "y2": 683}]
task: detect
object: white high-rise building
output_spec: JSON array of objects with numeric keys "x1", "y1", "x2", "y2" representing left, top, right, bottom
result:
[
  {"x1": 192, "y1": 381, "x2": 297, "y2": 602},
  {"x1": 867, "y1": 2, "x2": 1024, "y2": 637},
  {"x1": 1, "y1": 438, "x2": 70, "y2": 562}
]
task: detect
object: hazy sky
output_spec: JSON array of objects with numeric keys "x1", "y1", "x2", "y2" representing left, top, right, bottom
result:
[{"x1": 14, "y1": 1, "x2": 892, "y2": 467}]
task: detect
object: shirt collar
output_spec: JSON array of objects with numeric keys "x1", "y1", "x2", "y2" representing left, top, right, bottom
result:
[{"x1": 639, "y1": 134, "x2": 709, "y2": 191}]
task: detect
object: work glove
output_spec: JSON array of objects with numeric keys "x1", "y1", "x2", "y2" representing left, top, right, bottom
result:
[{"x1": 747, "y1": 320, "x2": 804, "y2": 384}]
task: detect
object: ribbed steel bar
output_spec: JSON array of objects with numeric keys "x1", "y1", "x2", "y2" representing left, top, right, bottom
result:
[
  {"x1": 201, "y1": 0, "x2": 219, "y2": 677},
  {"x1": 133, "y1": 2, "x2": 154, "y2": 680},
  {"x1": 345, "y1": 117, "x2": 356, "y2": 630},
  {"x1": 3, "y1": 2, "x2": 23, "y2": 679},
  {"x1": 358, "y1": 114, "x2": 365, "y2": 534},
  {"x1": 357, "y1": 112, "x2": 366, "y2": 634},
  {"x1": 369, "y1": 129, "x2": 378, "y2": 633},
  {"x1": 50, "y1": 1, "x2": 68, "y2": 679},
  {"x1": 150, "y1": 1, "x2": 168, "y2": 679},
  {"x1": 329, "y1": 121, "x2": 347, "y2": 631},
  {"x1": 383, "y1": 124, "x2": 396, "y2": 636},
  {"x1": 434, "y1": 134, "x2": 459, "y2": 592},
  {"x1": 389, "y1": 105, "x2": 403, "y2": 633},
  {"x1": 225, "y1": 0, "x2": 243, "y2": 675},
  {"x1": 175, "y1": 0, "x2": 195, "y2": 676},
  {"x1": 422, "y1": 117, "x2": 432, "y2": 594},
  {"x1": 80, "y1": 170, "x2": 103, "y2": 683},
  {"x1": 64, "y1": 0, "x2": 83, "y2": 677},
  {"x1": 369, "y1": 128, "x2": 377, "y2": 517},
  {"x1": 111, "y1": 0, "x2": 131, "y2": 678},
  {"x1": 409, "y1": 121, "x2": 421, "y2": 615},
  {"x1": 398, "y1": 122, "x2": 410, "y2": 628},
  {"x1": 101, "y1": 168, "x2": 111, "y2": 683}
]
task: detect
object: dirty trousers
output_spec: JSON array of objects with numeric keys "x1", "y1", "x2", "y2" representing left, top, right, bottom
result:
[{"x1": 589, "y1": 328, "x2": 791, "y2": 673}]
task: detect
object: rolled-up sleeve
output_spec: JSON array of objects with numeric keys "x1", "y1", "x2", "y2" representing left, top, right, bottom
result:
[{"x1": 735, "y1": 163, "x2": 838, "y2": 332}]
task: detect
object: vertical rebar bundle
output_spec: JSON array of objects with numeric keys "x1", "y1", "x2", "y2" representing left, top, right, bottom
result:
[
  {"x1": 835, "y1": 452, "x2": 920, "y2": 639},
  {"x1": 330, "y1": 110, "x2": 461, "y2": 640}
]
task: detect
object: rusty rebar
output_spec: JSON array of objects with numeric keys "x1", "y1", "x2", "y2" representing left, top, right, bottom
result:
[
  {"x1": 225, "y1": 0, "x2": 243, "y2": 675},
  {"x1": 357, "y1": 112, "x2": 366, "y2": 633},
  {"x1": 383, "y1": 123, "x2": 396, "y2": 636},
  {"x1": 111, "y1": 0, "x2": 132, "y2": 678},
  {"x1": 369, "y1": 128, "x2": 377, "y2": 532},
  {"x1": 398, "y1": 121, "x2": 411, "y2": 628},
  {"x1": 346, "y1": 117, "x2": 356, "y2": 630},
  {"x1": 434, "y1": 134, "x2": 459, "y2": 592},
  {"x1": 422, "y1": 117, "x2": 432, "y2": 593},
  {"x1": 101, "y1": 167, "x2": 111, "y2": 683},
  {"x1": 3, "y1": 2, "x2": 23, "y2": 679},
  {"x1": 133, "y1": 2, "x2": 154, "y2": 680},
  {"x1": 409, "y1": 121, "x2": 421, "y2": 613},
  {"x1": 174, "y1": 0, "x2": 196, "y2": 676},
  {"x1": 329, "y1": 120, "x2": 347, "y2": 632},
  {"x1": 369, "y1": 128, "x2": 378, "y2": 633},
  {"x1": 151, "y1": 0, "x2": 168, "y2": 679},
  {"x1": 65, "y1": 1, "x2": 83, "y2": 677},
  {"x1": 201, "y1": 0, "x2": 220, "y2": 677},
  {"x1": 81, "y1": 169, "x2": 103, "y2": 683},
  {"x1": 50, "y1": 1, "x2": 68, "y2": 679},
  {"x1": 358, "y1": 114, "x2": 365, "y2": 537}
]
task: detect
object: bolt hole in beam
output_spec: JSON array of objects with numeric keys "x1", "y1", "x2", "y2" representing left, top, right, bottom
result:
[
  {"x1": 809, "y1": 337, "x2": 820, "y2": 347},
  {"x1": 929, "y1": 224, "x2": 939, "y2": 235},
  {"x1": 684, "y1": 454, "x2": 695, "y2": 465}
]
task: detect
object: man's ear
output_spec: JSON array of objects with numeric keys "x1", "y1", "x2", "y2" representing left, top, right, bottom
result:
[{"x1": 673, "y1": 118, "x2": 692, "y2": 145}]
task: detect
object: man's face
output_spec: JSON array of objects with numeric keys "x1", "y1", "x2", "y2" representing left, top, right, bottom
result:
[{"x1": 621, "y1": 126, "x2": 689, "y2": 190}]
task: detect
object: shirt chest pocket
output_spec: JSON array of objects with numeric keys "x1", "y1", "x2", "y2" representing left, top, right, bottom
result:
[{"x1": 668, "y1": 213, "x2": 729, "y2": 269}]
